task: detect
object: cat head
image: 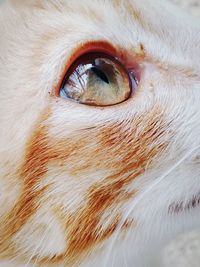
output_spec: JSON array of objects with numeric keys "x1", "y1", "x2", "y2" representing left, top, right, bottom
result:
[{"x1": 0, "y1": 0, "x2": 200, "y2": 266}]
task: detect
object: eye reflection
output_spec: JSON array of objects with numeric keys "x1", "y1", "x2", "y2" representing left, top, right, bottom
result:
[{"x1": 60, "y1": 53, "x2": 136, "y2": 106}]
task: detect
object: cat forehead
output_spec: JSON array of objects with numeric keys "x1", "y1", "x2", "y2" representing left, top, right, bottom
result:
[
  {"x1": 7, "y1": 0, "x2": 194, "y2": 59},
  {"x1": 9, "y1": 0, "x2": 175, "y2": 33}
]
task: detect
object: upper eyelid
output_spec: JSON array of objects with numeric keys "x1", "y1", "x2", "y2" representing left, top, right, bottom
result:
[
  {"x1": 53, "y1": 41, "x2": 118, "y2": 97},
  {"x1": 53, "y1": 41, "x2": 142, "y2": 97}
]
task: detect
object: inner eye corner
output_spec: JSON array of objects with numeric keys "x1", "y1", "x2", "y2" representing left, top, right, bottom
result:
[{"x1": 57, "y1": 44, "x2": 138, "y2": 107}]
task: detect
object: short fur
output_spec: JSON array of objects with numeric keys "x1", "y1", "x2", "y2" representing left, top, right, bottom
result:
[{"x1": 0, "y1": 0, "x2": 200, "y2": 266}]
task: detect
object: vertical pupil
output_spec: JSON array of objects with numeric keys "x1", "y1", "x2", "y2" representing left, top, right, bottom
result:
[{"x1": 91, "y1": 66, "x2": 109, "y2": 84}]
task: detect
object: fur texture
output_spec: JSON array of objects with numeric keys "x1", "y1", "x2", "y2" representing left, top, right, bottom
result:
[{"x1": 0, "y1": 0, "x2": 200, "y2": 266}]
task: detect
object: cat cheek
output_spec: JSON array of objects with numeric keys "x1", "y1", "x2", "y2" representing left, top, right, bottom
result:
[{"x1": 2, "y1": 101, "x2": 169, "y2": 265}]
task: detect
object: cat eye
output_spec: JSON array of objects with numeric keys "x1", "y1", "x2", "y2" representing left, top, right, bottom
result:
[{"x1": 59, "y1": 52, "x2": 136, "y2": 106}]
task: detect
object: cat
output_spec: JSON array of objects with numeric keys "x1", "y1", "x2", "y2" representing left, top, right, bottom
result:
[{"x1": 0, "y1": 0, "x2": 200, "y2": 266}]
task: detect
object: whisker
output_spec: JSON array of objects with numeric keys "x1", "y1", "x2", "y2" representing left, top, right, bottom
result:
[
  {"x1": 103, "y1": 144, "x2": 200, "y2": 267},
  {"x1": 123, "y1": 248, "x2": 128, "y2": 267},
  {"x1": 31, "y1": 235, "x2": 49, "y2": 267},
  {"x1": 24, "y1": 228, "x2": 50, "y2": 267},
  {"x1": 111, "y1": 249, "x2": 115, "y2": 267}
]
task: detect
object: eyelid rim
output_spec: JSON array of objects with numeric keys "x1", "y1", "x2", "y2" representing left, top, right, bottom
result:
[
  {"x1": 54, "y1": 41, "x2": 141, "y2": 97},
  {"x1": 54, "y1": 41, "x2": 118, "y2": 97}
]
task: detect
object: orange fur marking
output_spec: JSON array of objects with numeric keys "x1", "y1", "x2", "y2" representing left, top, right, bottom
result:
[
  {"x1": 38, "y1": 107, "x2": 168, "y2": 264},
  {"x1": 0, "y1": 105, "x2": 169, "y2": 265},
  {"x1": 65, "y1": 115, "x2": 166, "y2": 263},
  {"x1": 0, "y1": 109, "x2": 50, "y2": 254}
]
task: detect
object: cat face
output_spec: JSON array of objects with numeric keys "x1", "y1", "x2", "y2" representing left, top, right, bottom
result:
[{"x1": 0, "y1": 0, "x2": 200, "y2": 266}]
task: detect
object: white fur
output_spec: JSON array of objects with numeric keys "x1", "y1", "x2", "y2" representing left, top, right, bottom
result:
[{"x1": 0, "y1": 0, "x2": 200, "y2": 266}]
